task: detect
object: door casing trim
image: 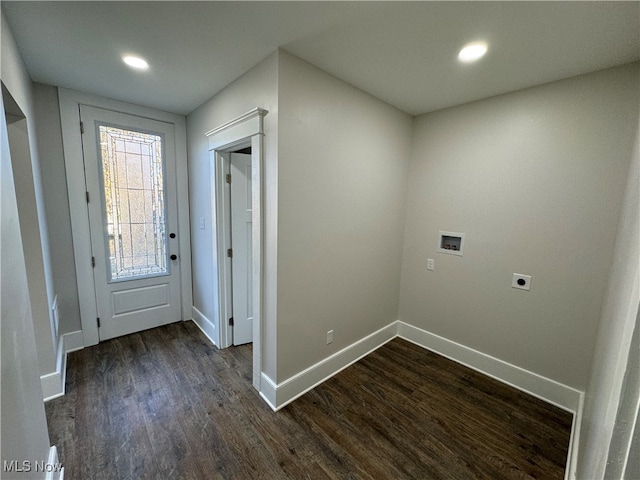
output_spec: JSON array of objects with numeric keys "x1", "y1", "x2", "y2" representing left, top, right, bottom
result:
[
  {"x1": 208, "y1": 108, "x2": 267, "y2": 391},
  {"x1": 59, "y1": 88, "x2": 193, "y2": 346}
]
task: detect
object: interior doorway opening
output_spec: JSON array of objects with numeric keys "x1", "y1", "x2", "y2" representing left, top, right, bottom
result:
[
  {"x1": 207, "y1": 107, "x2": 267, "y2": 392},
  {"x1": 228, "y1": 146, "x2": 253, "y2": 346},
  {"x1": 233, "y1": 146, "x2": 252, "y2": 155}
]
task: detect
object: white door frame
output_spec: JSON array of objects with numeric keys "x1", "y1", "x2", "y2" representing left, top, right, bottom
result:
[
  {"x1": 59, "y1": 88, "x2": 193, "y2": 347},
  {"x1": 206, "y1": 108, "x2": 267, "y2": 391},
  {"x1": 214, "y1": 150, "x2": 234, "y2": 349}
]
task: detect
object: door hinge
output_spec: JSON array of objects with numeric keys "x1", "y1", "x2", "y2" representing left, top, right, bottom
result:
[
  {"x1": 226, "y1": 173, "x2": 232, "y2": 184},
  {"x1": 91, "y1": 256, "x2": 95, "y2": 268},
  {"x1": 229, "y1": 317, "x2": 234, "y2": 326},
  {"x1": 80, "y1": 121, "x2": 84, "y2": 134},
  {"x1": 227, "y1": 248, "x2": 233, "y2": 258},
  {"x1": 86, "y1": 191, "x2": 90, "y2": 203},
  {"x1": 97, "y1": 317, "x2": 101, "y2": 328}
]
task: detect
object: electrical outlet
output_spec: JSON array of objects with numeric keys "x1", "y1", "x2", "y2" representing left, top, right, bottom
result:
[
  {"x1": 427, "y1": 258, "x2": 435, "y2": 271},
  {"x1": 199, "y1": 217, "x2": 205, "y2": 230},
  {"x1": 326, "y1": 330, "x2": 333, "y2": 345},
  {"x1": 512, "y1": 273, "x2": 532, "y2": 291}
]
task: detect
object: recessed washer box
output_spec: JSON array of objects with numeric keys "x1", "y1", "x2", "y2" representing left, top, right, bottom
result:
[{"x1": 438, "y1": 231, "x2": 465, "y2": 256}]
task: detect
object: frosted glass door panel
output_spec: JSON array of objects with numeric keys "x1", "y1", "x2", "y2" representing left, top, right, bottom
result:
[{"x1": 98, "y1": 125, "x2": 168, "y2": 281}]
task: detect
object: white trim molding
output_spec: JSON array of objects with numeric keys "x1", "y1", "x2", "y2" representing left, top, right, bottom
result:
[
  {"x1": 207, "y1": 108, "x2": 268, "y2": 392},
  {"x1": 396, "y1": 321, "x2": 584, "y2": 480},
  {"x1": 190, "y1": 309, "x2": 217, "y2": 347},
  {"x1": 41, "y1": 330, "x2": 84, "y2": 402},
  {"x1": 212, "y1": 150, "x2": 233, "y2": 349},
  {"x1": 396, "y1": 321, "x2": 582, "y2": 412},
  {"x1": 45, "y1": 446, "x2": 64, "y2": 480},
  {"x1": 263, "y1": 320, "x2": 583, "y2": 415},
  {"x1": 63, "y1": 330, "x2": 85, "y2": 354},
  {"x1": 264, "y1": 322, "x2": 398, "y2": 411},
  {"x1": 564, "y1": 392, "x2": 585, "y2": 480},
  {"x1": 41, "y1": 371, "x2": 63, "y2": 402},
  {"x1": 259, "y1": 373, "x2": 278, "y2": 411},
  {"x1": 205, "y1": 108, "x2": 268, "y2": 148}
]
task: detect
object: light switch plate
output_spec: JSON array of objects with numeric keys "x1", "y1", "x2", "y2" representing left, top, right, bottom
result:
[
  {"x1": 326, "y1": 330, "x2": 333, "y2": 344},
  {"x1": 512, "y1": 273, "x2": 532, "y2": 291}
]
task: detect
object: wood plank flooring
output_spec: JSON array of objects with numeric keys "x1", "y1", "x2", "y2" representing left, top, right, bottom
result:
[{"x1": 45, "y1": 321, "x2": 572, "y2": 479}]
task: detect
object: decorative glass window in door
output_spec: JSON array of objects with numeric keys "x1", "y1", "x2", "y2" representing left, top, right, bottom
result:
[{"x1": 98, "y1": 125, "x2": 168, "y2": 281}]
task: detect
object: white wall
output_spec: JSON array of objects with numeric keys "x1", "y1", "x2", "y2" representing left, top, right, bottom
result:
[
  {"x1": 577, "y1": 114, "x2": 639, "y2": 477},
  {"x1": 1, "y1": 88, "x2": 51, "y2": 480},
  {"x1": 1, "y1": 13, "x2": 58, "y2": 378},
  {"x1": 399, "y1": 63, "x2": 639, "y2": 391},
  {"x1": 276, "y1": 51, "x2": 412, "y2": 382},
  {"x1": 186, "y1": 51, "x2": 279, "y2": 375},
  {"x1": 32, "y1": 82, "x2": 82, "y2": 334}
]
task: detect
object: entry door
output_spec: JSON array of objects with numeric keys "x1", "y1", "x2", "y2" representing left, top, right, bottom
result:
[
  {"x1": 80, "y1": 105, "x2": 181, "y2": 341},
  {"x1": 230, "y1": 153, "x2": 252, "y2": 345}
]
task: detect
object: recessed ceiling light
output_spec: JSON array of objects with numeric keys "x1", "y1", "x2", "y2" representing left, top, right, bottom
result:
[
  {"x1": 122, "y1": 55, "x2": 149, "y2": 70},
  {"x1": 458, "y1": 42, "x2": 488, "y2": 63}
]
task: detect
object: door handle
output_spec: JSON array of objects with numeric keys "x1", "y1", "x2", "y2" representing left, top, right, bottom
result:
[
  {"x1": 170, "y1": 233, "x2": 176, "y2": 239},
  {"x1": 170, "y1": 254, "x2": 177, "y2": 260}
]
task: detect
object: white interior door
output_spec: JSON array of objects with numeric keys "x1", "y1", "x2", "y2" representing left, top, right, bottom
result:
[
  {"x1": 80, "y1": 105, "x2": 181, "y2": 341},
  {"x1": 230, "y1": 153, "x2": 253, "y2": 345}
]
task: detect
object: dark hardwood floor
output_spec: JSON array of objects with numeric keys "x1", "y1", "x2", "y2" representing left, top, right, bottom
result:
[{"x1": 45, "y1": 321, "x2": 572, "y2": 479}]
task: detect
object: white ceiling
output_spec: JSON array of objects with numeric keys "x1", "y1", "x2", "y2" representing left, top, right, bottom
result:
[{"x1": 3, "y1": 1, "x2": 639, "y2": 116}]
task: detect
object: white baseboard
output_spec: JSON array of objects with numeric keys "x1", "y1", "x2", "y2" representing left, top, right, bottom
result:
[
  {"x1": 265, "y1": 321, "x2": 397, "y2": 411},
  {"x1": 262, "y1": 320, "x2": 582, "y2": 414},
  {"x1": 266, "y1": 320, "x2": 582, "y2": 477},
  {"x1": 396, "y1": 321, "x2": 582, "y2": 413},
  {"x1": 259, "y1": 373, "x2": 278, "y2": 411},
  {"x1": 564, "y1": 392, "x2": 585, "y2": 480},
  {"x1": 43, "y1": 317, "x2": 583, "y2": 476},
  {"x1": 42, "y1": 330, "x2": 83, "y2": 402},
  {"x1": 45, "y1": 446, "x2": 64, "y2": 480},
  {"x1": 64, "y1": 330, "x2": 84, "y2": 354},
  {"x1": 191, "y1": 306, "x2": 218, "y2": 347},
  {"x1": 41, "y1": 371, "x2": 63, "y2": 402}
]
